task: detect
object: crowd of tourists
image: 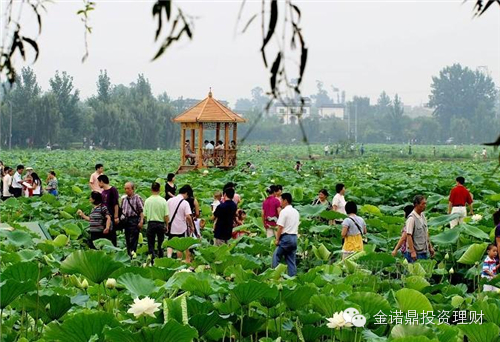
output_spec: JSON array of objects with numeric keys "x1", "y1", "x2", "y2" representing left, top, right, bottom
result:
[
  {"x1": 1, "y1": 161, "x2": 499, "y2": 289},
  {"x1": 1, "y1": 162, "x2": 58, "y2": 200}
]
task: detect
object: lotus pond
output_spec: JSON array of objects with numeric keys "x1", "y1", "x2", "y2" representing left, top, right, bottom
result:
[{"x1": 1, "y1": 145, "x2": 500, "y2": 342}]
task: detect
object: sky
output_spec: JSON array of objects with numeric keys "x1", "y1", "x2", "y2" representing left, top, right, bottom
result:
[{"x1": 3, "y1": 0, "x2": 500, "y2": 107}]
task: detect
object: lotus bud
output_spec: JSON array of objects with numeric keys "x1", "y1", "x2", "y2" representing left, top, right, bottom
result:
[
  {"x1": 203, "y1": 170, "x2": 209, "y2": 175},
  {"x1": 445, "y1": 253, "x2": 450, "y2": 260},
  {"x1": 449, "y1": 267, "x2": 454, "y2": 274},
  {"x1": 81, "y1": 278, "x2": 89, "y2": 289},
  {"x1": 131, "y1": 251, "x2": 137, "y2": 259},
  {"x1": 277, "y1": 284, "x2": 283, "y2": 291},
  {"x1": 106, "y1": 278, "x2": 116, "y2": 289},
  {"x1": 475, "y1": 261, "x2": 480, "y2": 266},
  {"x1": 138, "y1": 233, "x2": 143, "y2": 244}
]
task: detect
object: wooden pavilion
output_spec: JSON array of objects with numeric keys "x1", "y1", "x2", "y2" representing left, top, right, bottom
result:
[{"x1": 173, "y1": 90, "x2": 246, "y2": 174}]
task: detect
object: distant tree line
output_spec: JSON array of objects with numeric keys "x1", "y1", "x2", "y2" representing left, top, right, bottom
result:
[
  {"x1": 0, "y1": 68, "x2": 178, "y2": 149},
  {"x1": 237, "y1": 63, "x2": 499, "y2": 145}
]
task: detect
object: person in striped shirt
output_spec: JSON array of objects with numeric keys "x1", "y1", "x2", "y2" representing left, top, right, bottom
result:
[{"x1": 482, "y1": 244, "x2": 499, "y2": 292}]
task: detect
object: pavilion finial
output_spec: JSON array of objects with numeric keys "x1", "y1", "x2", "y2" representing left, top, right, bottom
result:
[{"x1": 208, "y1": 87, "x2": 212, "y2": 98}]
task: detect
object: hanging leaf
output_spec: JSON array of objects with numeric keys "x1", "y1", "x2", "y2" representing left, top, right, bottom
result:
[
  {"x1": 231, "y1": 280, "x2": 270, "y2": 306},
  {"x1": 44, "y1": 311, "x2": 120, "y2": 342},
  {"x1": 189, "y1": 312, "x2": 222, "y2": 337},
  {"x1": 117, "y1": 273, "x2": 158, "y2": 298},
  {"x1": 0, "y1": 279, "x2": 37, "y2": 309},
  {"x1": 460, "y1": 323, "x2": 500, "y2": 342},
  {"x1": 260, "y1": 0, "x2": 278, "y2": 67},
  {"x1": 457, "y1": 243, "x2": 488, "y2": 265},
  {"x1": 60, "y1": 250, "x2": 123, "y2": 284},
  {"x1": 395, "y1": 288, "x2": 433, "y2": 313},
  {"x1": 347, "y1": 292, "x2": 391, "y2": 318},
  {"x1": 162, "y1": 237, "x2": 199, "y2": 251}
]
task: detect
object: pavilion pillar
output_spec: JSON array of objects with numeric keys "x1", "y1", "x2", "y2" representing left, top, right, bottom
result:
[
  {"x1": 232, "y1": 123, "x2": 237, "y2": 147},
  {"x1": 197, "y1": 123, "x2": 204, "y2": 168},
  {"x1": 215, "y1": 123, "x2": 220, "y2": 144},
  {"x1": 190, "y1": 129, "x2": 195, "y2": 152},
  {"x1": 180, "y1": 125, "x2": 186, "y2": 165},
  {"x1": 224, "y1": 123, "x2": 229, "y2": 166}
]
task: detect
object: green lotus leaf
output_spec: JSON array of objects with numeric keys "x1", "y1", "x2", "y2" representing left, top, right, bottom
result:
[
  {"x1": 162, "y1": 237, "x2": 199, "y2": 251},
  {"x1": 45, "y1": 311, "x2": 119, "y2": 342},
  {"x1": 457, "y1": 243, "x2": 488, "y2": 265},
  {"x1": 117, "y1": 273, "x2": 158, "y2": 298},
  {"x1": 460, "y1": 323, "x2": 500, "y2": 342},
  {"x1": 60, "y1": 250, "x2": 123, "y2": 284},
  {"x1": 395, "y1": 288, "x2": 433, "y2": 313}
]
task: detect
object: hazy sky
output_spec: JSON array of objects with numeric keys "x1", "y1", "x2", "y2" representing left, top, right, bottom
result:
[{"x1": 7, "y1": 0, "x2": 500, "y2": 107}]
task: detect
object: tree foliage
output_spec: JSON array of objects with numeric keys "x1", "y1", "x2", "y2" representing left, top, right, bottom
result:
[{"x1": 428, "y1": 63, "x2": 497, "y2": 141}]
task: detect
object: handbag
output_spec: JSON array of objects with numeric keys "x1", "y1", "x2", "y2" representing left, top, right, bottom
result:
[{"x1": 167, "y1": 199, "x2": 184, "y2": 233}]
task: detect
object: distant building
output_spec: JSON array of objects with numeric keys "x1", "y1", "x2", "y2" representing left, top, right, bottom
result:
[
  {"x1": 273, "y1": 97, "x2": 312, "y2": 125},
  {"x1": 318, "y1": 104, "x2": 345, "y2": 120}
]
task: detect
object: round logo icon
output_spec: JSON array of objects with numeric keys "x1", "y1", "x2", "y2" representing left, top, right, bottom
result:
[
  {"x1": 351, "y1": 314, "x2": 367, "y2": 327},
  {"x1": 342, "y1": 308, "x2": 360, "y2": 323}
]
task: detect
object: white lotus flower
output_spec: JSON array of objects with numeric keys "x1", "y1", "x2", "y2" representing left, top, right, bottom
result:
[
  {"x1": 472, "y1": 214, "x2": 483, "y2": 222},
  {"x1": 449, "y1": 267, "x2": 454, "y2": 274},
  {"x1": 203, "y1": 170, "x2": 209, "y2": 175},
  {"x1": 326, "y1": 312, "x2": 352, "y2": 329},
  {"x1": 106, "y1": 278, "x2": 116, "y2": 289},
  {"x1": 251, "y1": 171, "x2": 256, "y2": 175},
  {"x1": 81, "y1": 279, "x2": 89, "y2": 289},
  {"x1": 445, "y1": 253, "x2": 450, "y2": 260},
  {"x1": 127, "y1": 296, "x2": 161, "y2": 318}
]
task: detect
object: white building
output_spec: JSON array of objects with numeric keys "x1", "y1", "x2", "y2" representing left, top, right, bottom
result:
[
  {"x1": 318, "y1": 104, "x2": 345, "y2": 120},
  {"x1": 274, "y1": 97, "x2": 312, "y2": 125}
]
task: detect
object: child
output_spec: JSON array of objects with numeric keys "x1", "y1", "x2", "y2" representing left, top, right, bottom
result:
[
  {"x1": 391, "y1": 205, "x2": 415, "y2": 257},
  {"x1": 211, "y1": 191, "x2": 222, "y2": 213},
  {"x1": 46, "y1": 171, "x2": 58, "y2": 196},
  {"x1": 482, "y1": 244, "x2": 499, "y2": 292},
  {"x1": 232, "y1": 209, "x2": 250, "y2": 239}
]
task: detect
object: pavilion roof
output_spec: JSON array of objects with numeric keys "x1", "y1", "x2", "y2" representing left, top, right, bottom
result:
[{"x1": 173, "y1": 91, "x2": 246, "y2": 123}]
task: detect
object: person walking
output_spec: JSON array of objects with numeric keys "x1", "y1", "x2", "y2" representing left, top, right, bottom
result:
[
  {"x1": 165, "y1": 173, "x2": 177, "y2": 200},
  {"x1": 405, "y1": 195, "x2": 435, "y2": 263},
  {"x1": 213, "y1": 188, "x2": 238, "y2": 246},
  {"x1": 272, "y1": 193, "x2": 300, "y2": 276},
  {"x1": 341, "y1": 201, "x2": 367, "y2": 259},
  {"x1": 89, "y1": 164, "x2": 104, "y2": 193},
  {"x1": 98, "y1": 175, "x2": 120, "y2": 246},
  {"x1": 143, "y1": 182, "x2": 169, "y2": 262},
  {"x1": 166, "y1": 185, "x2": 194, "y2": 261},
  {"x1": 77, "y1": 191, "x2": 112, "y2": 249},
  {"x1": 121, "y1": 182, "x2": 144, "y2": 257},
  {"x1": 391, "y1": 205, "x2": 415, "y2": 257},
  {"x1": 11, "y1": 165, "x2": 24, "y2": 198},
  {"x1": 262, "y1": 185, "x2": 282, "y2": 238},
  {"x1": 448, "y1": 176, "x2": 473, "y2": 228}
]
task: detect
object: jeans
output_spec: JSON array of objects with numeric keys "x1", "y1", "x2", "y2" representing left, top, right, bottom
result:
[
  {"x1": 272, "y1": 234, "x2": 297, "y2": 276},
  {"x1": 404, "y1": 251, "x2": 428, "y2": 263},
  {"x1": 48, "y1": 189, "x2": 58, "y2": 197},
  {"x1": 124, "y1": 216, "x2": 140, "y2": 255},
  {"x1": 147, "y1": 221, "x2": 165, "y2": 259}
]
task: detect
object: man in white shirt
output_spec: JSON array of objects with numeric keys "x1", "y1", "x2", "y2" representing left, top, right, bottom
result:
[
  {"x1": 89, "y1": 163, "x2": 104, "y2": 193},
  {"x1": 272, "y1": 193, "x2": 300, "y2": 276},
  {"x1": 204, "y1": 140, "x2": 214, "y2": 149},
  {"x1": 166, "y1": 185, "x2": 194, "y2": 261},
  {"x1": 11, "y1": 165, "x2": 24, "y2": 198}
]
